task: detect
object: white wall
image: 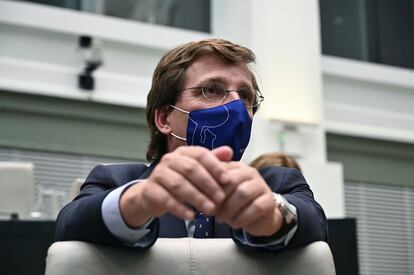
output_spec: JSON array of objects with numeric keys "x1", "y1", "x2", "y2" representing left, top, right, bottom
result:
[
  {"x1": 323, "y1": 56, "x2": 414, "y2": 144},
  {"x1": 213, "y1": 0, "x2": 326, "y2": 162},
  {"x1": 300, "y1": 161, "x2": 344, "y2": 218}
]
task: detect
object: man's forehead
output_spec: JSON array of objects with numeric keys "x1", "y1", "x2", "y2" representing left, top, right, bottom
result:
[
  {"x1": 183, "y1": 55, "x2": 253, "y2": 85},
  {"x1": 188, "y1": 54, "x2": 248, "y2": 69}
]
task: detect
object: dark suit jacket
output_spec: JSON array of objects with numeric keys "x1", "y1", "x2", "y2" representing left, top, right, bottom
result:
[{"x1": 55, "y1": 163, "x2": 327, "y2": 251}]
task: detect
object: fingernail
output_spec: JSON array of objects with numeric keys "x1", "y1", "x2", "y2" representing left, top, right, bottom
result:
[
  {"x1": 203, "y1": 201, "x2": 215, "y2": 213},
  {"x1": 213, "y1": 191, "x2": 225, "y2": 203}
]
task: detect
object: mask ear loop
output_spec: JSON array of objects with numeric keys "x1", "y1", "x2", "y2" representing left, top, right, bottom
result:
[
  {"x1": 168, "y1": 104, "x2": 189, "y2": 141},
  {"x1": 169, "y1": 104, "x2": 190, "y2": 114},
  {"x1": 170, "y1": 132, "x2": 186, "y2": 141}
]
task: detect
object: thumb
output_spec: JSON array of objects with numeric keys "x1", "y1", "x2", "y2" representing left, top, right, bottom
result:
[{"x1": 212, "y1": 146, "x2": 233, "y2": 162}]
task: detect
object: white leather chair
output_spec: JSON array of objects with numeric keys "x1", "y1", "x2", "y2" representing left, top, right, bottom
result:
[
  {"x1": 0, "y1": 162, "x2": 34, "y2": 220},
  {"x1": 45, "y1": 239, "x2": 336, "y2": 275}
]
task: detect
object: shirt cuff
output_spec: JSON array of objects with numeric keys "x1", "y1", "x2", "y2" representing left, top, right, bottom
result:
[
  {"x1": 233, "y1": 194, "x2": 298, "y2": 249},
  {"x1": 101, "y1": 180, "x2": 154, "y2": 247}
]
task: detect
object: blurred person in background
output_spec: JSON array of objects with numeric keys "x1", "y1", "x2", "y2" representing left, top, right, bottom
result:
[{"x1": 250, "y1": 152, "x2": 302, "y2": 172}]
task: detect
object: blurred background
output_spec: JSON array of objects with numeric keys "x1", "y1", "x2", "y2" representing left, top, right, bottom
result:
[{"x1": 0, "y1": 1, "x2": 413, "y2": 275}]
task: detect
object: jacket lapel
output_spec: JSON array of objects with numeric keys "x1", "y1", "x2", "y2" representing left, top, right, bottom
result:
[{"x1": 139, "y1": 161, "x2": 158, "y2": 179}]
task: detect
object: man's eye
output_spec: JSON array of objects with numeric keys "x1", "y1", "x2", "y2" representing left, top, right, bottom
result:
[
  {"x1": 203, "y1": 84, "x2": 224, "y2": 98},
  {"x1": 238, "y1": 88, "x2": 254, "y2": 103}
]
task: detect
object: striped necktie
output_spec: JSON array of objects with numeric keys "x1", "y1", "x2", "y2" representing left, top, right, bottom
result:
[{"x1": 193, "y1": 212, "x2": 214, "y2": 238}]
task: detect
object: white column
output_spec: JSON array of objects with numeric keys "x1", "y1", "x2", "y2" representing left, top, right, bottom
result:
[{"x1": 212, "y1": 0, "x2": 326, "y2": 162}]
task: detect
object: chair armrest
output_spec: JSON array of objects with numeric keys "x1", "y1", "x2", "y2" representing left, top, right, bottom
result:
[{"x1": 45, "y1": 238, "x2": 336, "y2": 275}]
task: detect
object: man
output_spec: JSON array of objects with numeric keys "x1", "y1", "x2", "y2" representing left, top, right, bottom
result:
[{"x1": 56, "y1": 39, "x2": 327, "y2": 251}]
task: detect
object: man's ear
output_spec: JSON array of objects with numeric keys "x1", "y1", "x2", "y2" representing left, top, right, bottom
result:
[{"x1": 154, "y1": 106, "x2": 172, "y2": 135}]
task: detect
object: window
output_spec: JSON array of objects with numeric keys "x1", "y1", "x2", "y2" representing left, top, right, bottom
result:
[
  {"x1": 328, "y1": 134, "x2": 414, "y2": 275},
  {"x1": 15, "y1": 0, "x2": 211, "y2": 32},
  {"x1": 320, "y1": 0, "x2": 414, "y2": 70},
  {"x1": 345, "y1": 182, "x2": 414, "y2": 275}
]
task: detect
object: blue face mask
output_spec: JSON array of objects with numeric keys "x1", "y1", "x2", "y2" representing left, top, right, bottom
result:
[{"x1": 170, "y1": 100, "x2": 252, "y2": 161}]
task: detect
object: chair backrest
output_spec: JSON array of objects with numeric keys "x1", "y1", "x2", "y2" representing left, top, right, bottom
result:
[
  {"x1": 45, "y1": 239, "x2": 336, "y2": 275},
  {"x1": 0, "y1": 162, "x2": 34, "y2": 220}
]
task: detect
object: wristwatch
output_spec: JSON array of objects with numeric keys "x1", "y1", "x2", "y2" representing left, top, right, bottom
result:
[
  {"x1": 250, "y1": 193, "x2": 297, "y2": 243},
  {"x1": 273, "y1": 193, "x2": 297, "y2": 225}
]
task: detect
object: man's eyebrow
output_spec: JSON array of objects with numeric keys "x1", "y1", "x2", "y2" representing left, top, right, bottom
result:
[{"x1": 195, "y1": 76, "x2": 252, "y2": 88}]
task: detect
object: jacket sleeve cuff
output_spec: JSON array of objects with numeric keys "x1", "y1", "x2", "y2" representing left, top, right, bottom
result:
[
  {"x1": 101, "y1": 180, "x2": 156, "y2": 247},
  {"x1": 232, "y1": 195, "x2": 298, "y2": 250}
]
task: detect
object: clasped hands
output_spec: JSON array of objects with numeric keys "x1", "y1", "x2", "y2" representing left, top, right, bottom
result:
[{"x1": 120, "y1": 146, "x2": 283, "y2": 237}]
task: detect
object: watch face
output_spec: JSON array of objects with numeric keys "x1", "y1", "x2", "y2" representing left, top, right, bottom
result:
[
  {"x1": 284, "y1": 210, "x2": 296, "y2": 225},
  {"x1": 274, "y1": 193, "x2": 297, "y2": 225}
]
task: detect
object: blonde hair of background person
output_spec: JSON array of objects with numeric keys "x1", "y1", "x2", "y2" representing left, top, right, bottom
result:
[{"x1": 250, "y1": 152, "x2": 302, "y2": 172}]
